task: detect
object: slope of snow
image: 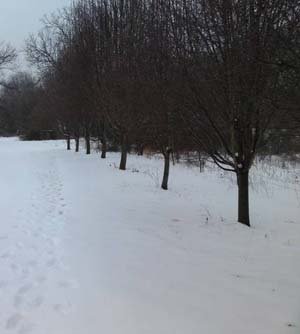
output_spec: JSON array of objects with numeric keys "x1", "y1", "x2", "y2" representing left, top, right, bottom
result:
[{"x1": 0, "y1": 138, "x2": 299, "y2": 334}]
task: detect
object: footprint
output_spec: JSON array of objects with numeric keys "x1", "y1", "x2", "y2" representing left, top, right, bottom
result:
[
  {"x1": 6, "y1": 313, "x2": 23, "y2": 330},
  {"x1": 28, "y1": 260, "x2": 37, "y2": 268},
  {"x1": 14, "y1": 295, "x2": 23, "y2": 308},
  {"x1": 21, "y1": 268, "x2": 30, "y2": 277},
  {"x1": 46, "y1": 258, "x2": 57, "y2": 267},
  {"x1": 17, "y1": 284, "x2": 33, "y2": 295},
  {"x1": 0, "y1": 280, "x2": 8, "y2": 289},
  {"x1": 58, "y1": 279, "x2": 79, "y2": 289},
  {"x1": 29, "y1": 296, "x2": 44, "y2": 309},
  {"x1": 49, "y1": 238, "x2": 60, "y2": 246},
  {"x1": 46, "y1": 249, "x2": 54, "y2": 256},
  {"x1": 18, "y1": 322, "x2": 35, "y2": 334},
  {"x1": 1, "y1": 251, "x2": 12, "y2": 259},
  {"x1": 36, "y1": 276, "x2": 47, "y2": 284},
  {"x1": 16, "y1": 242, "x2": 24, "y2": 249},
  {"x1": 11, "y1": 264, "x2": 19, "y2": 272},
  {"x1": 53, "y1": 303, "x2": 72, "y2": 315}
]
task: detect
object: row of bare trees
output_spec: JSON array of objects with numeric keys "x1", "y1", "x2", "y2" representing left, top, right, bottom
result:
[{"x1": 20, "y1": 0, "x2": 300, "y2": 227}]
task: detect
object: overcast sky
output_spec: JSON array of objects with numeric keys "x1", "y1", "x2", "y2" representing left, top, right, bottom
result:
[{"x1": 0, "y1": 0, "x2": 72, "y2": 70}]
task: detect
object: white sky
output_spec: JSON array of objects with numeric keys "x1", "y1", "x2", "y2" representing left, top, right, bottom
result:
[{"x1": 0, "y1": 0, "x2": 72, "y2": 70}]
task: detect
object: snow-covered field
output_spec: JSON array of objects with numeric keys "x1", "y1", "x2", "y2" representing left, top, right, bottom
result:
[{"x1": 0, "y1": 137, "x2": 299, "y2": 334}]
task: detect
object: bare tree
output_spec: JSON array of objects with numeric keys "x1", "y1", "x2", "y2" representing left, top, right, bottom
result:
[
  {"x1": 0, "y1": 42, "x2": 16, "y2": 69},
  {"x1": 172, "y1": 0, "x2": 298, "y2": 226},
  {"x1": 0, "y1": 42, "x2": 17, "y2": 88}
]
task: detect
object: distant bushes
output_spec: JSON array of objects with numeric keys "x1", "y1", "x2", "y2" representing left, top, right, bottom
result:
[{"x1": 20, "y1": 130, "x2": 58, "y2": 141}]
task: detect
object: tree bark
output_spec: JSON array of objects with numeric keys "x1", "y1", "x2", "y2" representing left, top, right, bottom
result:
[
  {"x1": 75, "y1": 136, "x2": 80, "y2": 152},
  {"x1": 99, "y1": 119, "x2": 107, "y2": 159},
  {"x1": 137, "y1": 144, "x2": 144, "y2": 156},
  {"x1": 198, "y1": 152, "x2": 205, "y2": 173},
  {"x1": 237, "y1": 170, "x2": 250, "y2": 227},
  {"x1": 101, "y1": 125, "x2": 107, "y2": 159},
  {"x1": 101, "y1": 139, "x2": 107, "y2": 159},
  {"x1": 161, "y1": 151, "x2": 171, "y2": 190},
  {"x1": 119, "y1": 134, "x2": 128, "y2": 170},
  {"x1": 67, "y1": 135, "x2": 71, "y2": 151},
  {"x1": 85, "y1": 130, "x2": 91, "y2": 155}
]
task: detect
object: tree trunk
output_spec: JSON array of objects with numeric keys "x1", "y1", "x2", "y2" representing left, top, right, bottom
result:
[
  {"x1": 237, "y1": 170, "x2": 250, "y2": 227},
  {"x1": 101, "y1": 139, "x2": 107, "y2": 159},
  {"x1": 101, "y1": 118, "x2": 107, "y2": 159},
  {"x1": 67, "y1": 135, "x2": 71, "y2": 151},
  {"x1": 198, "y1": 152, "x2": 205, "y2": 173},
  {"x1": 75, "y1": 136, "x2": 80, "y2": 152},
  {"x1": 119, "y1": 134, "x2": 128, "y2": 170},
  {"x1": 101, "y1": 124, "x2": 107, "y2": 159},
  {"x1": 161, "y1": 151, "x2": 171, "y2": 190},
  {"x1": 85, "y1": 130, "x2": 91, "y2": 155},
  {"x1": 137, "y1": 144, "x2": 144, "y2": 156}
]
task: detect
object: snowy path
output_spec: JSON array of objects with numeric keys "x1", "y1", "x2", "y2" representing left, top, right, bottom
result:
[
  {"x1": 0, "y1": 140, "x2": 77, "y2": 333},
  {"x1": 0, "y1": 138, "x2": 299, "y2": 334}
]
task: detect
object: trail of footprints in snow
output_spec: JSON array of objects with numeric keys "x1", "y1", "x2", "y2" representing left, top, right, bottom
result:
[{"x1": 1, "y1": 166, "x2": 78, "y2": 333}]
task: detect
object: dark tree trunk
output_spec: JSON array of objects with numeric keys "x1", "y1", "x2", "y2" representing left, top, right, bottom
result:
[
  {"x1": 99, "y1": 119, "x2": 107, "y2": 159},
  {"x1": 101, "y1": 138, "x2": 107, "y2": 159},
  {"x1": 161, "y1": 151, "x2": 171, "y2": 190},
  {"x1": 67, "y1": 135, "x2": 71, "y2": 151},
  {"x1": 137, "y1": 144, "x2": 144, "y2": 156},
  {"x1": 75, "y1": 136, "x2": 80, "y2": 152},
  {"x1": 119, "y1": 134, "x2": 128, "y2": 170},
  {"x1": 101, "y1": 125, "x2": 107, "y2": 159},
  {"x1": 198, "y1": 152, "x2": 205, "y2": 173},
  {"x1": 237, "y1": 170, "x2": 250, "y2": 227},
  {"x1": 85, "y1": 130, "x2": 91, "y2": 155}
]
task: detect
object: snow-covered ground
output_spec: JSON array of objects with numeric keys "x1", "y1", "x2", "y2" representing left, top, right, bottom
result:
[{"x1": 0, "y1": 137, "x2": 299, "y2": 334}]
